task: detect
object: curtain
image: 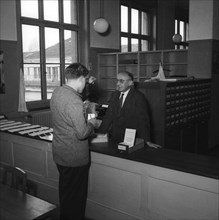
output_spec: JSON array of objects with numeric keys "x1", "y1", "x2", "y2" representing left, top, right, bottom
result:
[{"x1": 18, "y1": 68, "x2": 28, "y2": 112}]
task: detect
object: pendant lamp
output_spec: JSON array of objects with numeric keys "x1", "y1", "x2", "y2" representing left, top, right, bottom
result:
[
  {"x1": 93, "y1": 0, "x2": 109, "y2": 34},
  {"x1": 172, "y1": 33, "x2": 182, "y2": 44}
]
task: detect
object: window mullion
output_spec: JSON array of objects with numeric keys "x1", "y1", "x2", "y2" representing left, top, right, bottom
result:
[
  {"x1": 59, "y1": 0, "x2": 64, "y2": 86},
  {"x1": 60, "y1": 28, "x2": 65, "y2": 85},
  {"x1": 38, "y1": 0, "x2": 44, "y2": 20},
  {"x1": 128, "y1": 6, "x2": 131, "y2": 51},
  {"x1": 38, "y1": 0, "x2": 47, "y2": 101},
  {"x1": 59, "y1": 0, "x2": 63, "y2": 23},
  {"x1": 139, "y1": 10, "x2": 141, "y2": 51},
  {"x1": 40, "y1": 25, "x2": 47, "y2": 101}
]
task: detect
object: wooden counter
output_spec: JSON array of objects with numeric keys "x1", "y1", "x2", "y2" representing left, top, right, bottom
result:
[
  {"x1": 0, "y1": 131, "x2": 218, "y2": 220},
  {"x1": 90, "y1": 142, "x2": 219, "y2": 180}
]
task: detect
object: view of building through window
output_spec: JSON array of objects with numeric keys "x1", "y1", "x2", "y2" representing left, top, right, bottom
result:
[{"x1": 20, "y1": 0, "x2": 78, "y2": 102}]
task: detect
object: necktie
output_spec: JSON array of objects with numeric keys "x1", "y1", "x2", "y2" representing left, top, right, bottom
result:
[{"x1": 119, "y1": 93, "x2": 124, "y2": 109}]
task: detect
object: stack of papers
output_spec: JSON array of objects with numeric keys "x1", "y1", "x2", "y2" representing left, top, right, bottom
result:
[{"x1": 90, "y1": 133, "x2": 108, "y2": 143}]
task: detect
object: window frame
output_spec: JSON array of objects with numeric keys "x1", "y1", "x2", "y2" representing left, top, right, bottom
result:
[
  {"x1": 16, "y1": 0, "x2": 81, "y2": 110},
  {"x1": 174, "y1": 19, "x2": 188, "y2": 50},
  {"x1": 120, "y1": 2, "x2": 154, "y2": 52}
]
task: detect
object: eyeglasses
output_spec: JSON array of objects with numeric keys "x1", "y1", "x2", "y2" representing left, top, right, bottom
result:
[{"x1": 116, "y1": 79, "x2": 131, "y2": 84}]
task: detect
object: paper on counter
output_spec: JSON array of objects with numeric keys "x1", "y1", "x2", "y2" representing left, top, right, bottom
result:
[
  {"x1": 0, "y1": 123, "x2": 30, "y2": 131},
  {"x1": 0, "y1": 120, "x2": 14, "y2": 125},
  {"x1": 29, "y1": 128, "x2": 53, "y2": 137},
  {"x1": 0, "y1": 121, "x2": 21, "y2": 128},
  {"x1": 19, "y1": 126, "x2": 49, "y2": 135},
  {"x1": 8, "y1": 125, "x2": 40, "y2": 133},
  {"x1": 90, "y1": 133, "x2": 108, "y2": 143}
]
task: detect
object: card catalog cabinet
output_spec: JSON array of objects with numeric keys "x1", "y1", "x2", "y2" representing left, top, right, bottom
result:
[{"x1": 135, "y1": 79, "x2": 211, "y2": 154}]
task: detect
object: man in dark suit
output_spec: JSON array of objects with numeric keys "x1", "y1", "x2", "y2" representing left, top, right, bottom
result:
[{"x1": 98, "y1": 71, "x2": 150, "y2": 144}]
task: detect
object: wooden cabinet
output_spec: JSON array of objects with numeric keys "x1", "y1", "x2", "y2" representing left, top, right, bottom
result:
[
  {"x1": 135, "y1": 79, "x2": 211, "y2": 153},
  {"x1": 98, "y1": 49, "x2": 188, "y2": 101}
]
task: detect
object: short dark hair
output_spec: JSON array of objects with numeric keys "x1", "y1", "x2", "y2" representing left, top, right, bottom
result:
[
  {"x1": 65, "y1": 63, "x2": 89, "y2": 80},
  {"x1": 119, "y1": 71, "x2": 134, "y2": 81}
]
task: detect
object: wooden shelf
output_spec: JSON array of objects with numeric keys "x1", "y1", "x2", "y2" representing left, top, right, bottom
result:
[{"x1": 98, "y1": 50, "x2": 188, "y2": 100}]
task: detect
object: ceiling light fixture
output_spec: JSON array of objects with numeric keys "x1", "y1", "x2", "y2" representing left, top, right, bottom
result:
[{"x1": 93, "y1": 0, "x2": 109, "y2": 34}]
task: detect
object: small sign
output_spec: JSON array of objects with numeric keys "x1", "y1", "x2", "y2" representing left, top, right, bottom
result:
[{"x1": 118, "y1": 128, "x2": 136, "y2": 149}]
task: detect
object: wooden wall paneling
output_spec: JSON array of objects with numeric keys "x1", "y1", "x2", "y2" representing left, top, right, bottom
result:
[
  {"x1": 0, "y1": 138, "x2": 13, "y2": 165},
  {"x1": 13, "y1": 142, "x2": 46, "y2": 176},
  {"x1": 89, "y1": 162, "x2": 142, "y2": 217},
  {"x1": 148, "y1": 176, "x2": 218, "y2": 220}
]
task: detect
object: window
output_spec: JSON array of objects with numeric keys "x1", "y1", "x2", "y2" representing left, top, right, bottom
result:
[
  {"x1": 120, "y1": 4, "x2": 152, "y2": 52},
  {"x1": 175, "y1": 19, "x2": 188, "y2": 49},
  {"x1": 18, "y1": 0, "x2": 79, "y2": 108}
]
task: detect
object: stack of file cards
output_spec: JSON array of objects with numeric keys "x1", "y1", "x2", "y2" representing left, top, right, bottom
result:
[{"x1": 0, "y1": 119, "x2": 53, "y2": 141}]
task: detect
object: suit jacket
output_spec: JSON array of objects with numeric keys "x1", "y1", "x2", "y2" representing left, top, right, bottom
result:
[{"x1": 98, "y1": 88, "x2": 150, "y2": 143}]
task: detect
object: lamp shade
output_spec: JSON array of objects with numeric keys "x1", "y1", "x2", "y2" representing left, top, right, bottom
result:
[
  {"x1": 172, "y1": 34, "x2": 182, "y2": 44},
  {"x1": 93, "y1": 17, "x2": 109, "y2": 33}
]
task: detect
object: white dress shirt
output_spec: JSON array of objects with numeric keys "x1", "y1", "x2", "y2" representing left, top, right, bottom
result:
[{"x1": 119, "y1": 89, "x2": 130, "y2": 107}]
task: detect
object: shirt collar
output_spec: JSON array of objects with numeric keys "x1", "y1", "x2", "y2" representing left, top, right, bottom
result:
[{"x1": 121, "y1": 88, "x2": 130, "y2": 96}]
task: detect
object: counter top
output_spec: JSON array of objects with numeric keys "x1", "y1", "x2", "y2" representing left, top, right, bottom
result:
[
  {"x1": 1, "y1": 118, "x2": 218, "y2": 180},
  {"x1": 90, "y1": 142, "x2": 219, "y2": 180}
]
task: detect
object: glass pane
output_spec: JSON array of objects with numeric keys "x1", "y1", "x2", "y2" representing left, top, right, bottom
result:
[
  {"x1": 175, "y1": 20, "x2": 178, "y2": 34},
  {"x1": 45, "y1": 27, "x2": 60, "y2": 63},
  {"x1": 22, "y1": 25, "x2": 41, "y2": 101},
  {"x1": 131, "y1": 9, "x2": 138, "y2": 34},
  {"x1": 131, "y1": 38, "x2": 138, "y2": 51},
  {"x1": 64, "y1": 30, "x2": 78, "y2": 63},
  {"x1": 121, "y1": 5, "x2": 128, "y2": 32},
  {"x1": 141, "y1": 40, "x2": 148, "y2": 51},
  {"x1": 179, "y1": 21, "x2": 184, "y2": 41},
  {"x1": 22, "y1": 25, "x2": 40, "y2": 63},
  {"x1": 64, "y1": 0, "x2": 77, "y2": 24},
  {"x1": 21, "y1": 0, "x2": 38, "y2": 18},
  {"x1": 121, "y1": 37, "x2": 128, "y2": 52},
  {"x1": 23, "y1": 64, "x2": 42, "y2": 102},
  {"x1": 46, "y1": 64, "x2": 60, "y2": 99},
  {"x1": 45, "y1": 28, "x2": 60, "y2": 99},
  {"x1": 43, "y1": 0, "x2": 59, "y2": 22},
  {"x1": 141, "y1": 12, "x2": 148, "y2": 35}
]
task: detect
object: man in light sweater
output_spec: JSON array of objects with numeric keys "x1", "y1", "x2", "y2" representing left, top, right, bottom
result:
[{"x1": 50, "y1": 63, "x2": 98, "y2": 220}]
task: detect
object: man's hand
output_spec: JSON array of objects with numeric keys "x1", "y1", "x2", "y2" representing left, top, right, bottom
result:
[
  {"x1": 88, "y1": 76, "x2": 96, "y2": 84},
  {"x1": 88, "y1": 118, "x2": 102, "y2": 129}
]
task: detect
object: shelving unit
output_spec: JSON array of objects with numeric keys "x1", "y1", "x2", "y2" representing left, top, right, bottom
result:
[{"x1": 98, "y1": 49, "x2": 188, "y2": 100}]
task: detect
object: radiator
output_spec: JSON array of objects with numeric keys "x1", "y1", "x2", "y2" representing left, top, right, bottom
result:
[{"x1": 30, "y1": 111, "x2": 52, "y2": 128}]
